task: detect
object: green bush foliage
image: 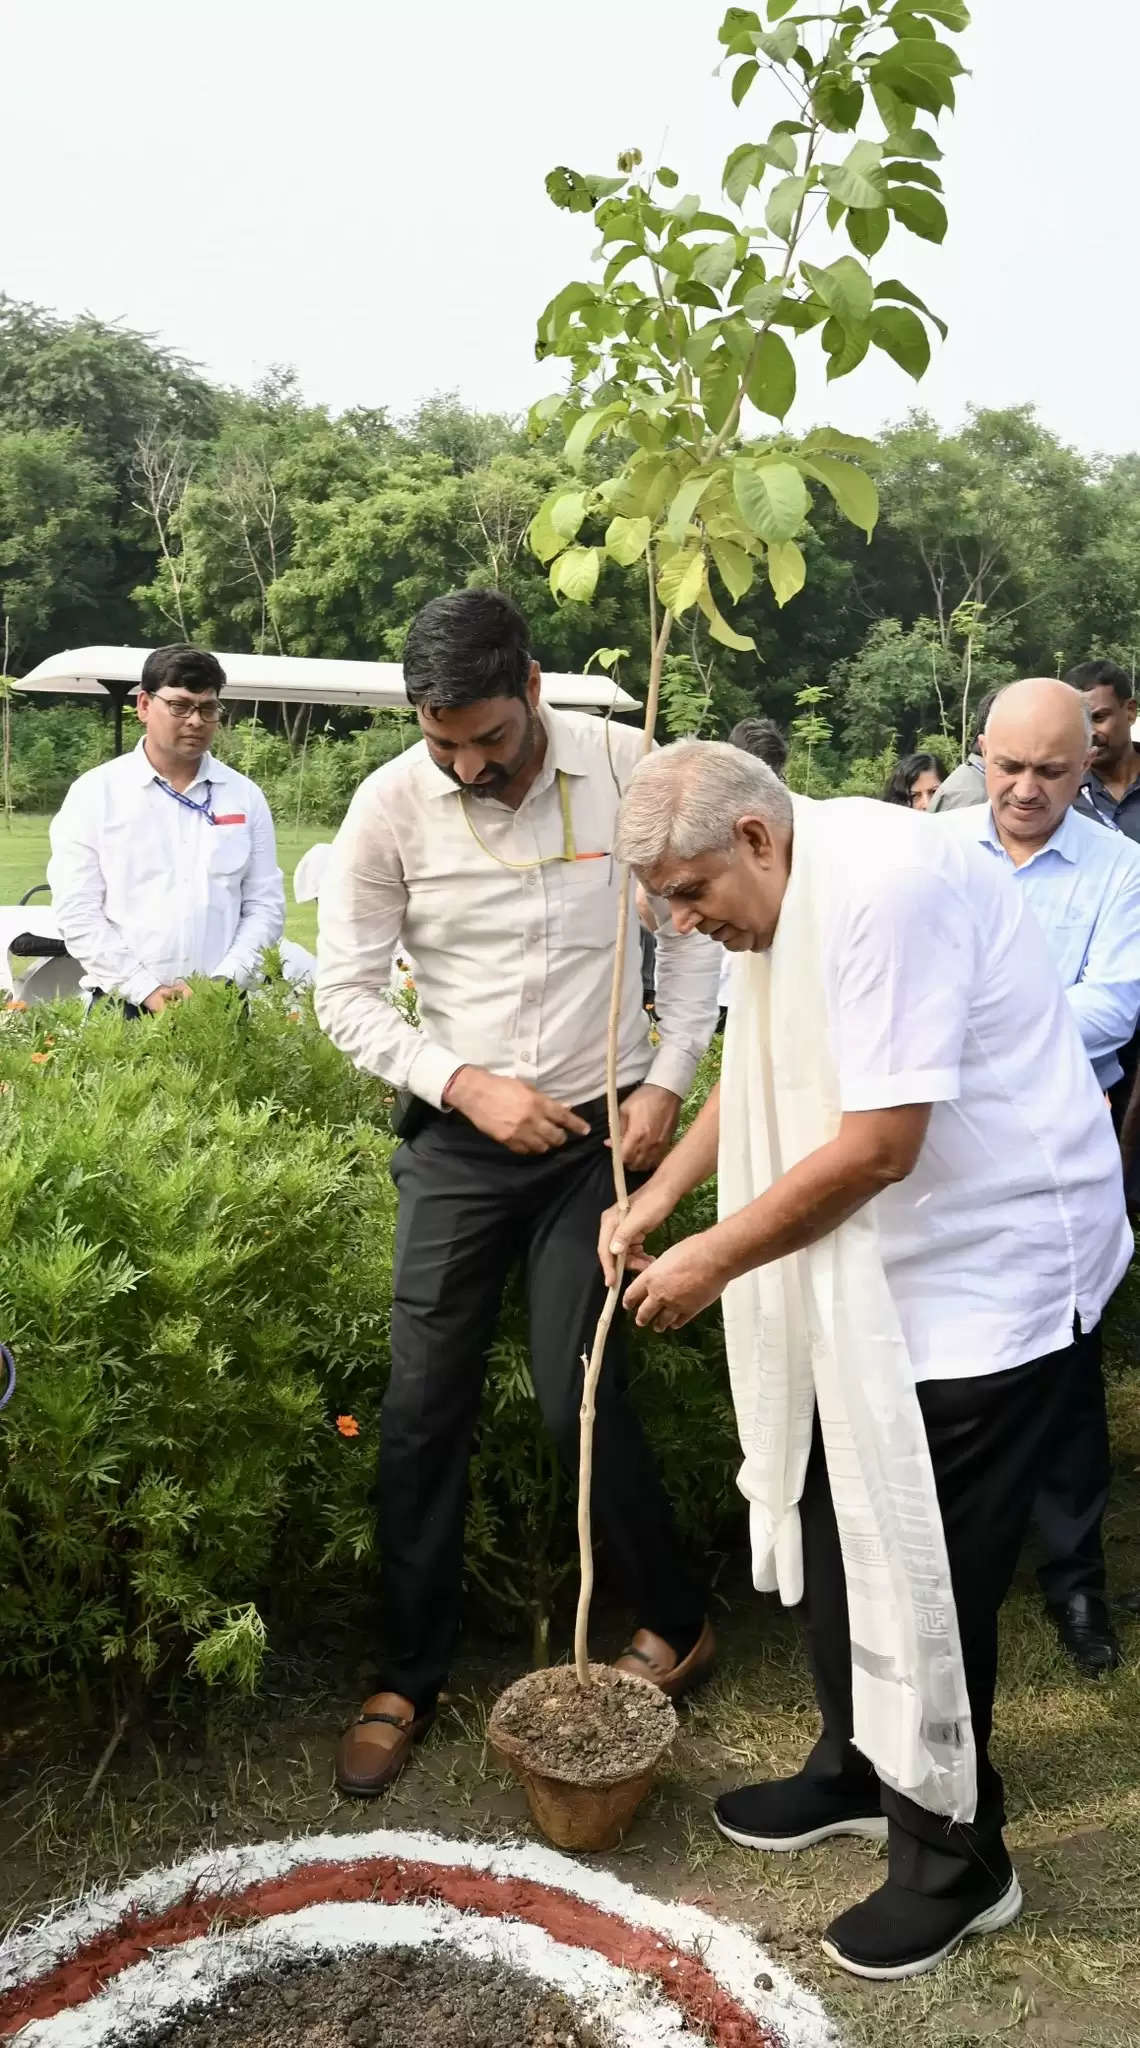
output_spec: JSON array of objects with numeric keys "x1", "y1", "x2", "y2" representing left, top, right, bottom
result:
[{"x1": 0, "y1": 988, "x2": 738, "y2": 1704}]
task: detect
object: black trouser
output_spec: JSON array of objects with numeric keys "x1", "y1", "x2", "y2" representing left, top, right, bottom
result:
[
  {"x1": 797, "y1": 1337, "x2": 1078, "y2": 1900},
  {"x1": 1032, "y1": 1321, "x2": 1110, "y2": 1603},
  {"x1": 375, "y1": 1094, "x2": 705, "y2": 1711}
]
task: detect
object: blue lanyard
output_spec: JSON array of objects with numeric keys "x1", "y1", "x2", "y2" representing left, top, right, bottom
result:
[{"x1": 156, "y1": 777, "x2": 217, "y2": 825}]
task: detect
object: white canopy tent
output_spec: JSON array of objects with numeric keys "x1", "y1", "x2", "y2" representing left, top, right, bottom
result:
[{"x1": 16, "y1": 646, "x2": 639, "y2": 753}]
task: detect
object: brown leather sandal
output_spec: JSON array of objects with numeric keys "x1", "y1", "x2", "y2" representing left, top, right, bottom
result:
[
  {"x1": 335, "y1": 1691, "x2": 434, "y2": 1797},
  {"x1": 614, "y1": 1619, "x2": 716, "y2": 1701}
]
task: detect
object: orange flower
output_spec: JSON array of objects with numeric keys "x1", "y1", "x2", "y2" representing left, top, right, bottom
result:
[
  {"x1": 4, "y1": 1000, "x2": 28, "y2": 1013},
  {"x1": 29, "y1": 1051, "x2": 51, "y2": 1066},
  {"x1": 336, "y1": 1414, "x2": 360, "y2": 1439}
]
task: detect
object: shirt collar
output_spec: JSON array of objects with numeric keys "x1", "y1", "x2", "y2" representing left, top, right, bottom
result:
[
  {"x1": 132, "y1": 738, "x2": 227, "y2": 789},
  {"x1": 977, "y1": 800, "x2": 1082, "y2": 867},
  {"x1": 1083, "y1": 744, "x2": 1140, "y2": 802},
  {"x1": 422, "y1": 701, "x2": 587, "y2": 800}
]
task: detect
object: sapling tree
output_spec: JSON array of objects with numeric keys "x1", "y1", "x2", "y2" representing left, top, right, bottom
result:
[{"x1": 526, "y1": 0, "x2": 970, "y2": 1685}]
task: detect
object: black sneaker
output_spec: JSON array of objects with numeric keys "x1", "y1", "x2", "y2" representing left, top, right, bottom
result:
[
  {"x1": 714, "y1": 1772, "x2": 887, "y2": 1852},
  {"x1": 822, "y1": 1870, "x2": 1022, "y2": 1980}
]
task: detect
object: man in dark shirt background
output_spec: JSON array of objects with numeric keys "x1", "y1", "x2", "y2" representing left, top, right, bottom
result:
[{"x1": 1070, "y1": 659, "x2": 1140, "y2": 840}]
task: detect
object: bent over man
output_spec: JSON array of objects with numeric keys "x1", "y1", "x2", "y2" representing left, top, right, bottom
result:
[
  {"x1": 316, "y1": 589, "x2": 720, "y2": 1795},
  {"x1": 602, "y1": 741, "x2": 1129, "y2": 1981}
]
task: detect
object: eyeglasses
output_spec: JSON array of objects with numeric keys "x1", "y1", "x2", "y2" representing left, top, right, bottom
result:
[{"x1": 149, "y1": 694, "x2": 225, "y2": 725}]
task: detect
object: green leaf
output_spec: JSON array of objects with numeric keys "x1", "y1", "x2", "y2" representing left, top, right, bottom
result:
[
  {"x1": 746, "y1": 329, "x2": 796, "y2": 419},
  {"x1": 896, "y1": 0, "x2": 969, "y2": 26},
  {"x1": 723, "y1": 144, "x2": 765, "y2": 207},
  {"x1": 767, "y1": 538, "x2": 806, "y2": 606},
  {"x1": 800, "y1": 425, "x2": 879, "y2": 457},
  {"x1": 799, "y1": 453, "x2": 879, "y2": 537},
  {"x1": 732, "y1": 58, "x2": 759, "y2": 106},
  {"x1": 813, "y1": 73, "x2": 864, "y2": 132},
  {"x1": 545, "y1": 167, "x2": 598, "y2": 214},
  {"x1": 529, "y1": 498, "x2": 565, "y2": 564},
  {"x1": 821, "y1": 140, "x2": 886, "y2": 210},
  {"x1": 550, "y1": 489, "x2": 590, "y2": 541},
  {"x1": 869, "y1": 304, "x2": 931, "y2": 379},
  {"x1": 550, "y1": 546, "x2": 601, "y2": 604},
  {"x1": 604, "y1": 515, "x2": 652, "y2": 566},
  {"x1": 765, "y1": 174, "x2": 811, "y2": 239},
  {"x1": 887, "y1": 183, "x2": 949, "y2": 242},
  {"x1": 666, "y1": 470, "x2": 719, "y2": 544},
  {"x1": 765, "y1": 126, "x2": 801, "y2": 169},
  {"x1": 710, "y1": 536, "x2": 756, "y2": 601},
  {"x1": 604, "y1": 244, "x2": 643, "y2": 288},
  {"x1": 563, "y1": 403, "x2": 625, "y2": 469},
  {"x1": 657, "y1": 545, "x2": 707, "y2": 616},
  {"x1": 801, "y1": 254, "x2": 874, "y2": 326},
  {"x1": 883, "y1": 124, "x2": 942, "y2": 160},
  {"x1": 756, "y1": 22, "x2": 798, "y2": 60},
  {"x1": 766, "y1": 0, "x2": 796, "y2": 17},
  {"x1": 847, "y1": 205, "x2": 889, "y2": 258},
  {"x1": 656, "y1": 165, "x2": 679, "y2": 188},
  {"x1": 885, "y1": 160, "x2": 943, "y2": 189},
  {"x1": 700, "y1": 356, "x2": 739, "y2": 436},
  {"x1": 674, "y1": 280, "x2": 724, "y2": 311},
  {"x1": 698, "y1": 583, "x2": 756, "y2": 650},
  {"x1": 526, "y1": 393, "x2": 565, "y2": 439},
  {"x1": 683, "y1": 326, "x2": 722, "y2": 372},
  {"x1": 873, "y1": 39, "x2": 964, "y2": 117},
  {"x1": 741, "y1": 280, "x2": 786, "y2": 323},
  {"x1": 718, "y1": 6, "x2": 761, "y2": 42},
  {"x1": 691, "y1": 236, "x2": 739, "y2": 291},
  {"x1": 874, "y1": 277, "x2": 948, "y2": 339},
  {"x1": 822, "y1": 317, "x2": 870, "y2": 381},
  {"x1": 732, "y1": 458, "x2": 810, "y2": 542}
]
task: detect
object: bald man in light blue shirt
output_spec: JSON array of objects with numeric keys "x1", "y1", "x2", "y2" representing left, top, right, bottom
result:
[{"x1": 940, "y1": 677, "x2": 1140, "y2": 1679}]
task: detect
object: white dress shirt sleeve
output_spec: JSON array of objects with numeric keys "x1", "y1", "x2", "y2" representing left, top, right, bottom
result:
[
  {"x1": 1065, "y1": 855, "x2": 1140, "y2": 1081},
  {"x1": 315, "y1": 786, "x2": 465, "y2": 1106},
  {"x1": 212, "y1": 790, "x2": 286, "y2": 987},
  {"x1": 647, "y1": 920, "x2": 722, "y2": 1097},
  {"x1": 47, "y1": 782, "x2": 165, "y2": 1007},
  {"x1": 831, "y1": 863, "x2": 974, "y2": 1112}
]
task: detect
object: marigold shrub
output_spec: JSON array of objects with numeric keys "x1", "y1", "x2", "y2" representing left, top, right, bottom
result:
[{"x1": 0, "y1": 989, "x2": 739, "y2": 1704}]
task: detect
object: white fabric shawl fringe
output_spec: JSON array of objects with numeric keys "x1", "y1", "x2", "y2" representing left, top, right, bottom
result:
[{"x1": 718, "y1": 795, "x2": 977, "y2": 1822}]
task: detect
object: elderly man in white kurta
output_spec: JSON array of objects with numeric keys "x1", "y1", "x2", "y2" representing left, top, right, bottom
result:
[{"x1": 600, "y1": 739, "x2": 1129, "y2": 1984}]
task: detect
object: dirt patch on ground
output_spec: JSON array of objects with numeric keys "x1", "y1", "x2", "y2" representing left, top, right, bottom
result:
[
  {"x1": 489, "y1": 1664, "x2": 675, "y2": 1783},
  {"x1": 141, "y1": 1948, "x2": 611, "y2": 2048}
]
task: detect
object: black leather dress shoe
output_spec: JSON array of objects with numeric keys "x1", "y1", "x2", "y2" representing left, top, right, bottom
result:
[{"x1": 1047, "y1": 1592, "x2": 1121, "y2": 1676}]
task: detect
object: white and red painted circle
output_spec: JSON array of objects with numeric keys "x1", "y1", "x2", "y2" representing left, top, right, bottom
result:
[{"x1": 0, "y1": 1826, "x2": 841, "y2": 2047}]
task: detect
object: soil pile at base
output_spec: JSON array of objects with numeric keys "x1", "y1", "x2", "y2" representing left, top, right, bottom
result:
[
  {"x1": 491, "y1": 1663, "x2": 675, "y2": 1782},
  {"x1": 139, "y1": 1946, "x2": 619, "y2": 2047}
]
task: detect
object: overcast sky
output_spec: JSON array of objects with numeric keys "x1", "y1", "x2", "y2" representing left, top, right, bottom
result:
[{"x1": 6, "y1": 1, "x2": 1136, "y2": 453}]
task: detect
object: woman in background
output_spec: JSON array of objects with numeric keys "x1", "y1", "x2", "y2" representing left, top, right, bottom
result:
[{"x1": 883, "y1": 751, "x2": 946, "y2": 811}]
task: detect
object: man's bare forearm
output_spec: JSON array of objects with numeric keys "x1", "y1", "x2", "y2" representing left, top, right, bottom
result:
[{"x1": 653, "y1": 1080, "x2": 721, "y2": 1202}]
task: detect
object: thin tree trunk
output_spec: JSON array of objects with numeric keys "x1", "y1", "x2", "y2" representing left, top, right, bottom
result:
[{"x1": 574, "y1": 603, "x2": 674, "y2": 1686}]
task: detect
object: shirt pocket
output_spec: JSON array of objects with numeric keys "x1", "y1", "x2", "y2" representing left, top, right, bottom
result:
[
  {"x1": 207, "y1": 823, "x2": 252, "y2": 878},
  {"x1": 552, "y1": 855, "x2": 620, "y2": 950}
]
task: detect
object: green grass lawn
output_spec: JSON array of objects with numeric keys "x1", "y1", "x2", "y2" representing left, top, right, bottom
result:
[{"x1": 1, "y1": 813, "x2": 329, "y2": 954}]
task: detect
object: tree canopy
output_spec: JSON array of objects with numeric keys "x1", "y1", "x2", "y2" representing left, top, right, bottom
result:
[{"x1": 2, "y1": 293, "x2": 1139, "y2": 767}]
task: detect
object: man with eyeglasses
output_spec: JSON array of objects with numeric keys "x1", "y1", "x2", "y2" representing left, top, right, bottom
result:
[
  {"x1": 316, "y1": 587, "x2": 721, "y2": 1796},
  {"x1": 48, "y1": 644, "x2": 285, "y2": 1014}
]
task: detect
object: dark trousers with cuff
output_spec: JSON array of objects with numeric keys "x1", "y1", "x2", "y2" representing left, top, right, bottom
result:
[
  {"x1": 796, "y1": 1334, "x2": 1079, "y2": 1900},
  {"x1": 1032, "y1": 1320, "x2": 1110, "y2": 1603},
  {"x1": 375, "y1": 1094, "x2": 706, "y2": 1712}
]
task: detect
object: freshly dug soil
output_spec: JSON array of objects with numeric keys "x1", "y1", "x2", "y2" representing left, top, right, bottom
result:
[
  {"x1": 141, "y1": 1947, "x2": 614, "y2": 2048},
  {"x1": 490, "y1": 1663, "x2": 675, "y2": 1784}
]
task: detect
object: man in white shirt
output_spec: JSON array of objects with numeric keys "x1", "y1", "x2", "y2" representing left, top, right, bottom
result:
[
  {"x1": 601, "y1": 741, "x2": 1129, "y2": 1980},
  {"x1": 48, "y1": 646, "x2": 284, "y2": 1012},
  {"x1": 316, "y1": 589, "x2": 721, "y2": 1797},
  {"x1": 940, "y1": 677, "x2": 1140, "y2": 1678}
]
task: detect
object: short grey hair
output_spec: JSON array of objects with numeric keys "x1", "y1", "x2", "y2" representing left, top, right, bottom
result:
[{"x1": 616, "y1": 739, "x2": 794, "y2": 869}]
